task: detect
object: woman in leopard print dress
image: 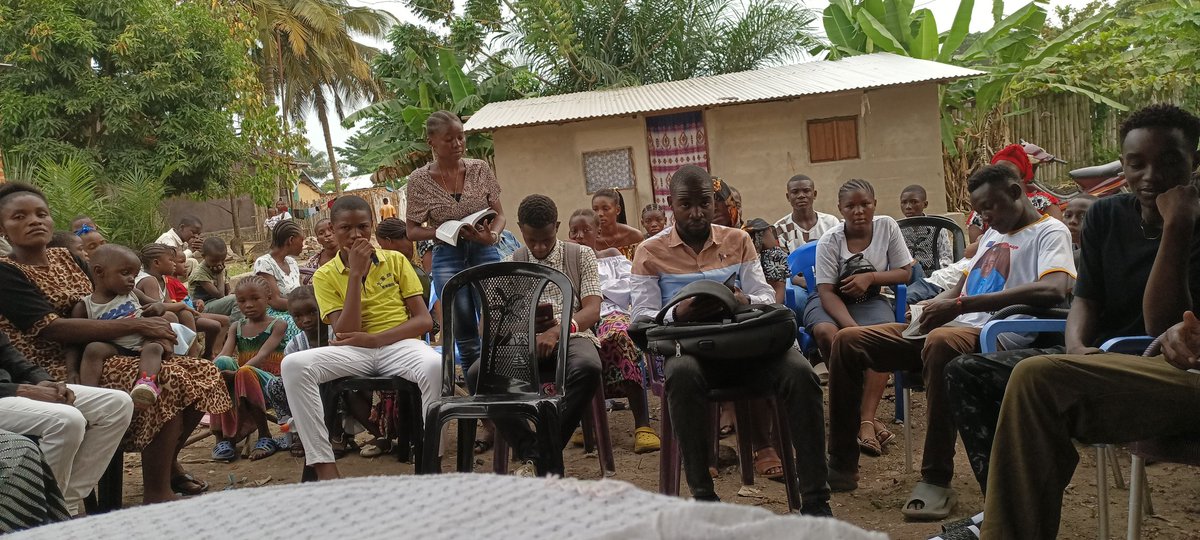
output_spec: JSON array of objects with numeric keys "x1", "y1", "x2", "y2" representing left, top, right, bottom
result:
[{"x1": 0, "y1": 184, "x2": 230, "y2": 505}]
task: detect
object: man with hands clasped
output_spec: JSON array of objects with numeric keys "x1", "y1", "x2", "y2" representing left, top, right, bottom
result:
[
  {"x1": 629, "y1": 165, "x2": 832, "y2": 516},
  {"x1": 281, "y1": 196, "x2": 441, "y2": 481}
]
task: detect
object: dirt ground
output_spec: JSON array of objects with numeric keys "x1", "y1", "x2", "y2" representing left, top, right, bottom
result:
[{"x1": 119, "y1": 392, "x2": 1200, "y2": 539}]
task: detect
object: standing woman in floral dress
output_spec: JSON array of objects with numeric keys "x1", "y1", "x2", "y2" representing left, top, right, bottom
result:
[{"x1": 405, "y1": 111, "x2": 507, "y2": 375}]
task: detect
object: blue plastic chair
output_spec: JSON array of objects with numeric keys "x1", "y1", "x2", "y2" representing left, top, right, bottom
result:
[
  {"x1": 784, "y1": 242, "x2": 819, "y2": 353},
  {"x1": 785, "y1": 242, "x2": 915, "y2": 427},
  {"x1": 979, "y1": 318, "x2": 1069, "y2": 354},
  {"x1": 978, "y1": 318, "x2": 1144, "y2": 538},
  {"x1": 1099, "y1": 335, "x2": 1154, "y2": 354}
]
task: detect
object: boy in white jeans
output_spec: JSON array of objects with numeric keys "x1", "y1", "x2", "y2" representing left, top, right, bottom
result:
[{"x1": 282, "y1": 196, "x2": 440, "y2": 481}]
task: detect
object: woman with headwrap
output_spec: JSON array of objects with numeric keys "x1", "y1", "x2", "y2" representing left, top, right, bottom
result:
[{"x1": 711, "y1": 177, "x2": 742, "y2": 228}]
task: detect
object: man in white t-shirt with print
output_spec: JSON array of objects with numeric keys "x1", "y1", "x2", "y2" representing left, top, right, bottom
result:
[{"x1": 824, "y1": 164, "x2": 1076, "y2": 522}]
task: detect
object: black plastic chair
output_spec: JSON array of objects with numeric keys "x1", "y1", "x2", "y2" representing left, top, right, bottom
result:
[
  {"x1": 93, "y1": 453, "x2": 123, "y2": 512},
  {"x1": 898, "y1": 215, "x2": 966, "y2": 278},
  {"x1": 494, "y1": 382, "x2": 615, "y2": 477},
  {"x1": 327, "y1": 376, "x2": 424, "y2": 465},
  {"x1": 418, "y1": 262, "x2": 573, "y2": 476},
  {"x1": 651, "y1": 372, "x2": 803, "y2": 511}
]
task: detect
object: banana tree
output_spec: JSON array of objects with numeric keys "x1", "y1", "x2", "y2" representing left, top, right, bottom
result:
[
  {"x1": 820, "y1": 0, "x2": 1118, "y2": 210},
  {"x1": 340, "y1": 26, "x2": 509, "y2": 180}
]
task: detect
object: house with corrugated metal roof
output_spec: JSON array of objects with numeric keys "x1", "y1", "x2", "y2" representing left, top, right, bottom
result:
[{"x1": 463, "y1": 52, "x2": 980, "y2": 228}]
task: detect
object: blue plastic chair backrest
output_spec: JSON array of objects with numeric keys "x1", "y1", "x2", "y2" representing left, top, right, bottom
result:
[
  {"x1": 787, "y1": 241, "x2": 819, "y2": 288},
  {"x1": 1099, "y1": 335, "x2": 1155, "y2": 355}
]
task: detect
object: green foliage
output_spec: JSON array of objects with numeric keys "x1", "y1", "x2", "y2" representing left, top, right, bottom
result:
[
  {"x1": 247, "y1": 0, "x2": 394, "y2": 194},
  {"x1": 818, "y1": 0, "x2": 1126, "y2": 209},
  {"x1": 297, "y1": 146, "x2": 332, "y2": 182},
  {"x1": 340, "y1": 26, "x2": 504, "y2": 177},
  {"x1": 5, "y1": 155, "x2": 167, "y2": 248},
  {"x1": 0, "y1": 0, "x2": 250, "y2": 194},
  {"x1": 501, "y1": 0, "x2": 820, "y2": 94},
  {"x1": 343, "y1": 0, "x2": 822, "y2": 175},
  {"x1": 1035, "y1": 0, "x2": 1200, "y2": 100},
  {"x1": 105, "y1": 164, "x2": 170, "y2": 248}
]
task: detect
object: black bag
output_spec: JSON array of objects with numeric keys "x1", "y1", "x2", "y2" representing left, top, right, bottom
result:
[
  {"x1": 627, "y1": 279, "x2": 796, "y2": 362},
  {"x1": 837, "y1": 253, "x2": 880, "y2": 304}
]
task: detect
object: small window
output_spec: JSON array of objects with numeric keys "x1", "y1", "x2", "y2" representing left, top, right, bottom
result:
[
  {"x1": 583, "y1": 147, "x2": 636, "y2": 193},
  {"x1": 807, "y1": 116, "x2": 859, "y2": 163}
]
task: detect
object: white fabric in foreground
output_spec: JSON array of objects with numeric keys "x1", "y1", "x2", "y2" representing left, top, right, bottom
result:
[{"x1": 12, "y1": 474, "x2": 886, "y2": 540}]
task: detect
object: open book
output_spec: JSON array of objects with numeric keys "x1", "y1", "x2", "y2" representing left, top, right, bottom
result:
[
  {"x1": 901, "y1": 303, "x2": 973, "y2": 340},
  {"x1": 436, "y1": 208, "x2": 497, "y2": 246}
]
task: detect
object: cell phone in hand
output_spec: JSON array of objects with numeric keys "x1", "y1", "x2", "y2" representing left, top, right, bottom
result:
[
  {"x1": 536, "y1": 302, "x2": 554, "y2": 320},
  {"x1": 723, "y1": 273, "x2": 737, "y2": 289}
]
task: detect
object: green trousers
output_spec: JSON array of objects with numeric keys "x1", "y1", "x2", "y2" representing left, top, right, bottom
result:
[{"x1": 983, "y1": 353, "x2": 1200, "y2": 539}]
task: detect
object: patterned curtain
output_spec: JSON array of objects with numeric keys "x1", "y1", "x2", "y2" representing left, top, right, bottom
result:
[{"x1": 645, "y1": 111, "x2": 709, "y2": 216}]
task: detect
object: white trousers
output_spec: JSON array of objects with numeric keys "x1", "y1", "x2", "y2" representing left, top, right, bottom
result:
[
  {"x1": 281, "y1": 339, "x2": 442, "y2": 465},
  {"x1": 0, "y1": 385, "x2": 133, "y2": 515}
]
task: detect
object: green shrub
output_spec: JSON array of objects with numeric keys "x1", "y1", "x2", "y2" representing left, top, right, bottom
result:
[{"x1": 4, "y1": 156, "x2": 169, "y2": 249}]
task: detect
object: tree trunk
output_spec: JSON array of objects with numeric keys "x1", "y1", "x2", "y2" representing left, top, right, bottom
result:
[
  {"x1": 315, "y1": 89, "x2": 344, "y2": 196},
  {"x1": 229, "y1": 190, "x2": 244, "y2": 256}
]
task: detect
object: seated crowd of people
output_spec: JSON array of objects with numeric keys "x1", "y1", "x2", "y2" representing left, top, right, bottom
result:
[{"x1": 0, "y1": 103, "x2": 1198, "y2": 540}]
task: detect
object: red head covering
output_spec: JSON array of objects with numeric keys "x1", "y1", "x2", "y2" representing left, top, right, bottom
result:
[{"x1": 990, "y1": 144, "x2": 1034, "y2": 182}]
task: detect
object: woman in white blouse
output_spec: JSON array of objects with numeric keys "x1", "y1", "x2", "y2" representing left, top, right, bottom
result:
[
  {"x1": 568, "y1": 209, "x2": 660, "y2": 454},
  {"x1": 254, "y1": 219, "x2": 304, "y2": 312}
]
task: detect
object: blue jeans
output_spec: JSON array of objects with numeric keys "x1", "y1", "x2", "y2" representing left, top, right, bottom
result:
[{"x1": 432, "y1": 241, "x2": 501, "y2": 373}]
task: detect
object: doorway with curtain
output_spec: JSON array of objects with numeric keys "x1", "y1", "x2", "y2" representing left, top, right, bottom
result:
[{"x1": 645, "y1": 111, "x2": 710, "y2": 217}]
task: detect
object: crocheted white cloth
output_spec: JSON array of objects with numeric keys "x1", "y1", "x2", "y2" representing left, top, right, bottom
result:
[{"x1": 12, "y1": 475, "x2": 887, "y2": 540}]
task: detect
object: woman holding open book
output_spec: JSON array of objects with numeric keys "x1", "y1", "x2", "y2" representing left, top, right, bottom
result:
[{"x1": 405, "y1": 110, "x2": 507, "y2": 374}]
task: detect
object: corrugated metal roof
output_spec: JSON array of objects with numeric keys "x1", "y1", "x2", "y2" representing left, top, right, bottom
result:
[
  {"x1": 342, "y1": 174, "x2": 375, "y2": 191},
  {"x1": 464, "y1": 53, "x2": 982, "y2": 133}
]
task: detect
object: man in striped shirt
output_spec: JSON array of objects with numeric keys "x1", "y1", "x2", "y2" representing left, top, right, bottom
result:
[{"x1": 630, "y1": 165, "x2": 831, "y2": 515}]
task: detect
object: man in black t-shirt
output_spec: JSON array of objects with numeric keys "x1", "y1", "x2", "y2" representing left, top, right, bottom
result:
[{"x1": 941, "y1": 104, "x2": 1200, "y2": 538}]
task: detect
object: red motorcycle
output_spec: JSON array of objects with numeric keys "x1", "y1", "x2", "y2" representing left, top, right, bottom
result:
[
  {"x1": 1035, "y1": 159, "x2": 1127, "y2": 204},
  {"x1": 1019, "y1": 141, "x2": 1127, "y2": 203}
]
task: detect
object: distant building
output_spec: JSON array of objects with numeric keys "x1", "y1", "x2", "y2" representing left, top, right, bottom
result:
[{"x1": 465, "y1": 52, "x2": 980, "y2": 231}]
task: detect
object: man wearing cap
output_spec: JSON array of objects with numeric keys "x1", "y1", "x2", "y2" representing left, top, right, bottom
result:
[{"x1": 965, "y1": 142, "x2": 1065, "y2": 243}]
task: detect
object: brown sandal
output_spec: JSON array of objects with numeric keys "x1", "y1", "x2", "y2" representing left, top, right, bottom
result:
[
  {"x1": 753, "y1": 447, "x2": 784, "y2": 480},
  {"x1": 289, "y1": 436, "x2": 305, "y2": 458},
  {"x1": 330, "y1": 434, "x2": 358, "y2": 458},
  {"x1": 873, "y1": 420, "x2": 896, "y2": 449},
  {"x1": 858, "y1": 421, "x2": 883, "y2": 457}
]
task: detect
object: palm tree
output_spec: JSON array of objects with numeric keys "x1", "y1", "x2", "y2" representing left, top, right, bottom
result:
[
  {"x1": 243, "y1": 0, "x2": 394, "y2": 195},
  {"x1": 498, "y1": 0, "x2": 821, "y2": 93}
]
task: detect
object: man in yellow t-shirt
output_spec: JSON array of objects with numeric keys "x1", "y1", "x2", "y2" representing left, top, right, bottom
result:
[
  {"x1": 378, "y1": 197, "x2": 397, "y2": 221},
  {"x1": 281, "y1": 195, "x2": 440, "y2": 481}
]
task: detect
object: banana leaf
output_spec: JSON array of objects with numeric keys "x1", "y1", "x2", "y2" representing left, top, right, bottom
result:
[
  {"x1": 909, "y1": 9, "x2": 938, "y2": 60},
  {"x1": 855, "y1": 10, "x2": 905, "y2": 54},
  {"x1": 937, "y1": 0, "x2": 976, "y2": 62}
]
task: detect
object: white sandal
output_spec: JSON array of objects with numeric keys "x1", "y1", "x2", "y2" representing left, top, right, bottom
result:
[
  {"x1": 359, "y1": 439, "x2": 392, "y2": 458},
  {"x1": 902, "y1": 481, "x2": 958, "y2": 521}
]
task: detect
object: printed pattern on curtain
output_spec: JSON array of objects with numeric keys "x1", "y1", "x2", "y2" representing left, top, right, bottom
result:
[{"x1": 646, "y1": 112, "x2": 709, "y2": 215}]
